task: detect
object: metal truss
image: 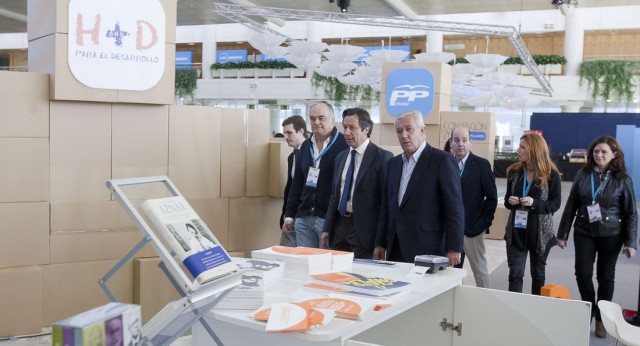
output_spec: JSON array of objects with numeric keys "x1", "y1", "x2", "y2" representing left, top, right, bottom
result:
[
  {"x1": 213, "y1": 3, "x2": 553, "y2": 97},
  {"x1": 215, "y1": 11, "x2": 293, "y2": 41}
]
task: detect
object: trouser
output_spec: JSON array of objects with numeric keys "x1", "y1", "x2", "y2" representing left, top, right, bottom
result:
[
  {"x1": 463, "y1": 234, "x2": 491, "y2": 288},
  {"x1": 294, "y1": 215, "x2": 325, "y2": 248},
  {"x1": 331, "y1": 215, "x2": 372, "y2": 259},
  {"x1": 506, "y1": 238, "x2": 554, "y2": 295},
  {"x1": 573, "y1": 231, "x2": 623, "y2": 322}
]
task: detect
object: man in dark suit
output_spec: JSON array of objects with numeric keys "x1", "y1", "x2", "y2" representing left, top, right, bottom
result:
[
  {"x1": 283, "y1": 101, "x2": 348, "y2": 248},
  {"x1": 320, "y1": 108, "x2": 392, "y2": 259},
  {"x1": 278, "y1": 115, "x2": 307, "y2": 246},
  {"x1": 375, "y1": 110, "x2": 464, "y2": 266},
  {"x1": 451, "y1": 127, "x2": 497, "y2": 288}
]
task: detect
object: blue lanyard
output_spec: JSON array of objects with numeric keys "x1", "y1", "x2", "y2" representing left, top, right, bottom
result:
[
  {"x1": 309, "y1": 131, "x2": 339, "y2": 167},
  {"x1": 590, "y1": 171, "x2": 607, "y2": 203},
  {"x1": 522, "y1": 169, "x2": 534, "y2": 197}
]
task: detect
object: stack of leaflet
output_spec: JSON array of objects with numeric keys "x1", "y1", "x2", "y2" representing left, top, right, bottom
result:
[
  {"x1": 52, "y1": 302, "x2": 141, "y2": 346},
  {"x1": 252, "y1": 246, "x2": 353, "y2": 280},
  {"x1": 215, "y1": 257, "x2": 285, "y2": 310}
]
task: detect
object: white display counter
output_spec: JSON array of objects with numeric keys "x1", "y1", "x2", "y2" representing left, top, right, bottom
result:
[{"x1": 193, "y1": 262, "x2": 591, "y2": 345}]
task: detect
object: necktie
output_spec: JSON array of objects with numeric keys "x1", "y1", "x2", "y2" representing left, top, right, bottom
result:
[
  {"x1": 459, "y1": 160, "x2": 464, "y2": 177},
  {"x1": 338, "y1": 150, "x2": 357, "y2": 216}
]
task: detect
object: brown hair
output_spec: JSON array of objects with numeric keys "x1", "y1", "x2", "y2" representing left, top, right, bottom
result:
[
  {"x1": 582, "y1": 135, "x2": 627, "y2": 179},
  {"x1": 506, "y1": 132, "x2": 559, "y2": 188}
]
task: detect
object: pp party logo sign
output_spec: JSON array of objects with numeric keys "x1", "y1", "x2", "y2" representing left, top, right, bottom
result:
[
  {"x1": 385, "y1": 68, "x2": 434, "y2": 117},
  {"x1": 68, "y1": 0, "x2": 166, "y2": 91}
]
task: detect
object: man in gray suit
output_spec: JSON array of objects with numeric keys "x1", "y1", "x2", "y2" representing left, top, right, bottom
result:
[
  {"x1": 451, "y1": 127, "x2": 497, "y2": 288},
  {"x1": 321, "y1": 108, "x2": 392, "y2": 259}
]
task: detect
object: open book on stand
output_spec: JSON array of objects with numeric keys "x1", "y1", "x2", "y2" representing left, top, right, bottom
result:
[{"x1": 140, "y1": 196, "x2": 237, "y2": 286}]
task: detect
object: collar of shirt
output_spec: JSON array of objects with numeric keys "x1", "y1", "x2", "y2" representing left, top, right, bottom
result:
[
  {"x1": 458, "y1": 151, "x2": 470, "y2": 166},
  {"x1": 402, "y1": 141, "x2": 427, "y2": 164},
  {"x1": 352, "y1": 138, "x2": 370, "y2": 157},
  {"x1": 310, "y1": 128, "x2": 335, "y2": 158}
]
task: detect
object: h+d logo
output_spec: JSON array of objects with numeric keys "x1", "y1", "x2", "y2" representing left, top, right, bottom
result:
[{"x1": 385, "y1": 68, "x2": 434, "y2": 117}]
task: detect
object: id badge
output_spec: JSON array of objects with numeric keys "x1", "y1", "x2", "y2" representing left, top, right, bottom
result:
[
  {"x1": 305, "y1": 167, "x2": 320, "y2": 187},
  {"x1": 587, "y1": 203, "x2": 602, "y2": 223},
  {"x1": 514, "y1": 210, "x2": 528, "y2": 229}
]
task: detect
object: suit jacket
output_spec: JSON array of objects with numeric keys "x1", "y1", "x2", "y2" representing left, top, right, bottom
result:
[
  {"x1": 279, "y1": 150, "x2": 296, "y2": 229},
  {"x1": 324, "y1": 142, "x2": 393, "y2": 251},
  {"x1": 376, "y1": 143, "x2": 465, "y2": 261},
  {"x1": 460, "y1": 152, "x2": 498, "y2": 237}
]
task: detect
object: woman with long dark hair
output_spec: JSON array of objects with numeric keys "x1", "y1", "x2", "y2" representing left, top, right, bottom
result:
[
  {"x1": 557, "y1": 135, "x2": 637, "y2": 338},
  {"x1": 504, "y1": 132, "x2": 561, "y2": 295}
]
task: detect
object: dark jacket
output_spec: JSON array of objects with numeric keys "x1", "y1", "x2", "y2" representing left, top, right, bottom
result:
[
  {"x1": 324, "y1": 142, "x2": 393, "y2": 252},
  {"x1": 279, "y1": 149, "x2": 297, "y2": 229},
  {"x1": 376, "y1": 143, "x2": 465, "y2": 261},
  {"x1": 460, "y1": 152, "x2": 498, "y2": 237},
  {"x1": 284, "y1": 127, "x2": 348, "y2": 220},
  {"x1": 557, "y1": 169, "x2": 638, "y2": 249}
]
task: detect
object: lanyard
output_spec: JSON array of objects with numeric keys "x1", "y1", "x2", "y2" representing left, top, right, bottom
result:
[
  {"x1": 522, "y1": 169, "x2": 534, "y2": 197},
  {"x1": 590, "y1": 171, "x2": 607, "y2": 203},
  {"x1": 309, "y1": 131, "x2": 339, "y2": 167}
]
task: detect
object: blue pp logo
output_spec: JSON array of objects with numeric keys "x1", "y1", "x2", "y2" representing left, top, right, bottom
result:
[
  {"x1": 385, "y1": 68, "x2": 434, "y2": 117},
  {"x1": 470, "y1": 131, "x2": 486, "y2": 141}
]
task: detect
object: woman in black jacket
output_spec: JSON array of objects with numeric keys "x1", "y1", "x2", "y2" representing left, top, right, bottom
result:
[
  {"x1": 504, "y1": 132, "x2": 562, "y2": 295},
  {"x1": 557, "y1": 135, "x2": 638, "y2": 338}
]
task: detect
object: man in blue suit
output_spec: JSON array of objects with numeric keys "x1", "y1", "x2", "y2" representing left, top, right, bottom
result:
[
  {"x1": 375, "y1": 110, "x2": 464, "y2": 266},
  {"x1": 321, "y1": 108, "x2": 392, "y2": 259},
  {"x1": 451, "y1": 127, "x2": 497, "y2": 288}
]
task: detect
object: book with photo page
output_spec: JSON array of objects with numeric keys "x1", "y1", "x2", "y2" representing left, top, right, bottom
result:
[
  {"x1": 309, "y1": 272, "x2": 411, "y2": 297},
  {"x1": 140, "y1": 196, "x2": 237, "y2": 286}
]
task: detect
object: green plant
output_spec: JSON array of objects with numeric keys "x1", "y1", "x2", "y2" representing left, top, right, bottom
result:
[
  {"x1": 175, "y1": 68, "x2": 198, "y2": 97},
  {"x1": 210, "y1": 61, "x2": 296, "y2": 70},
  {"x1": 502, "y1": 55, "x2": 566, "y2": 65},
  {"x1": 579, "y1": 60, "x2": 640, "y2": 102},
  {"x1": 448, "y1": 57, "x2": 469, "y2": 65},
  {"x1": 311, "y1": 73, "x2": 380, "y2": 106}
]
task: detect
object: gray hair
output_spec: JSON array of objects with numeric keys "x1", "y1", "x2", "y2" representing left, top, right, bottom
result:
[
  {"x1": 309, "y1": 101, "x2": 335, "y2": 119},
  {"x1": 396, "y1": 110, "x2": 425, "y2": 128}
]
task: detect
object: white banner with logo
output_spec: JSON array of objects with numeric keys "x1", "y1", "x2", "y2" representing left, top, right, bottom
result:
[{"x1": 68, "y1": 0, "x2": 166, "y2": 90}]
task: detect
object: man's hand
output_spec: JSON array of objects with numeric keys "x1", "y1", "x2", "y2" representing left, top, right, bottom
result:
[
  {"x1": 320, "y1": 232, "x2": 329, "y2": 249},
  {"x1": 557, "y1": 239, "x2": 567, "y2": 249},
  {"x1": 282, "y1": 219, "x2": 294, "y2": 234},
  {"x1": 447, "y1": 251, "x2": 461, "y2": 266},
  {"x1": 373, "y1": 246, "x2": 386, "y2": 260}
]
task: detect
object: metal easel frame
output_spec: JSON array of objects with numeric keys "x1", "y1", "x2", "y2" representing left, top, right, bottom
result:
[{"x1": 100, "y1": 175, "x2": 237, "y2": 345}]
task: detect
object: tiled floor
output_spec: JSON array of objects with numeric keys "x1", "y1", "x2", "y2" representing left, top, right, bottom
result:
[{"x1": 2, "y1": 179, "x2": 637, "y2": 345}]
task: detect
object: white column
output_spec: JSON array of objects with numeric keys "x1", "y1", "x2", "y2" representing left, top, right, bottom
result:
[
  {"x1": 202, "y1": 25, "x2": 217, "y2": 80},
  {"x1": 426, "y1": 32, "x2": 443, "y2": 53},
  {"x1": 306, "y1": 21, "x2": 322, "y2": 42},
  {"x1": 563, "y1": 8, "x2": 584, "y2": 76}
]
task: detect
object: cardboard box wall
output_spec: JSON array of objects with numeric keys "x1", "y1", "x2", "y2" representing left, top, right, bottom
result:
[
  {"x1": 0, "y1": 266, "x2": 43, "y2": 338},
  {"x1": 486, "y1": 204, "x2": 509, "y2": 240},
  {"x1": 228, "y1": 197, "x2": 283, "y2": 252},
  {"x1": 0, "y1": 202, "x2": 49, "y2": 269},
  {"x1": 134, "y1": 257, "x2": 181, "y2": 322},
  {"x1": 42, "y1": 260, "x2": 134, "y2": 326},
  {"x1": 379, "y1": 93, "x2": 451, "y2": 125},
  {"x1": 246, "y1": 109, "x2": 270, "y2": 197},
  {"x1": 220, "y1": 109, "x2": 247, "y2": 197},
  {"x1": 268, "y1": 141, "x2": 290, "y2": 198},
  {"x1": 0, "y1": 71, "x2": 49, "y2": 138},
  {"x1": 168, "y1": 106, "x2": 222, "y2": 198},
  {"x1": 0, "y1": 138, "x2": 49, "y2": 203}
]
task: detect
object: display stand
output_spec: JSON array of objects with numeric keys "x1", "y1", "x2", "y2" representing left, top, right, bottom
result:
[{"x1": 102, "y1": 176, "x2": 241, "y2": 346}]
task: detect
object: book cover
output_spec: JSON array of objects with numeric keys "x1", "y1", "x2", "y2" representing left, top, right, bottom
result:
[
  {"x1": 140, "y1": 196, "x2": 237, "y2": 285},
  {"x1": 304, "y1": 297, "x2": 375, "y2": 320},
  {"x1": 265, "y1": 302, "x2": 311, "y2": 333},
  {"x1": 253, "y1": 302, "x2": 332, "y2": 331},
  {"x1": 309, "y1": 272, "x2": 411, "y2": 297}
]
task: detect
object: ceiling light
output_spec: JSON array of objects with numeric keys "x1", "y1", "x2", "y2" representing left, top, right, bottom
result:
[{"x1": 338, "y1": 0, "x2": 350, "y2": 13}]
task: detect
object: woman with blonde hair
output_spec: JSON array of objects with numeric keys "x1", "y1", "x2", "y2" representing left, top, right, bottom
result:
[
  {"x1": 557, "y1": 135, "x2": 637, "y2": 338},
  {"x1": 504, "y1": 132, "x2": 562, "y2": 294}
]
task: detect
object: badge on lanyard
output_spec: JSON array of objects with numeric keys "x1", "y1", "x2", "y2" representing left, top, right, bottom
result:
[
  {"x1": 588, "y1": 171, "x2": 606, "y2": 223},
  {"x1": 306, "y1": 167, "x2": 320, "y2": 187},
  {"x1": 587, "y1": 203, "x2": 602, "y2": 223},
  {"x1": 515, "y1": 169, "x2": 533, "y2": 229}
]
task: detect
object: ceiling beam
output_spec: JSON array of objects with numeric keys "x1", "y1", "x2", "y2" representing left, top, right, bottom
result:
[
  {"x1": 228, "y1": 0, "x2": 287, "y2": 27},
  {"x1": 0, "y1": 7, "x2": 27, "y2": 22},
  {"x1": 382, "y1": 0, "x2": 419, "y2": 20},
  {"x1": 213, "y1": 3, "x2": 553, "y2": 97}
]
